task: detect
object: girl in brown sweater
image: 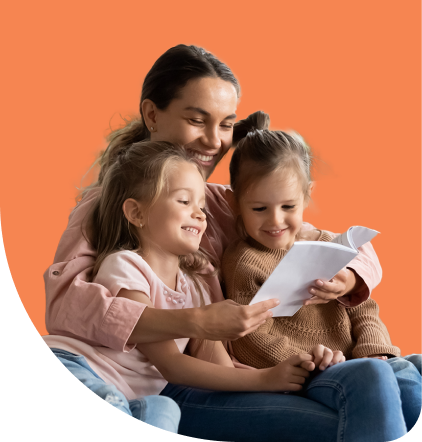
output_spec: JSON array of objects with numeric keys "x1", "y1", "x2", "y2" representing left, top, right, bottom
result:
[{"x1": 222, "y1": 111, "x2": 421, "y2": 433}]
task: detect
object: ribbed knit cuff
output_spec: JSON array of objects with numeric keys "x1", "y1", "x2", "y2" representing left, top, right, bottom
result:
[{"x1": 352, "y1": 344, "x2": 401, "y2": 359}]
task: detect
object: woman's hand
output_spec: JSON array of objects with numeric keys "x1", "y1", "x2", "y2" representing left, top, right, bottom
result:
[
  {"x1": 196, "y1": 299, "x2": 280, "y2": 341},
  {"x1": 304, "y1": 268, "x2": 364, "y2": 306},
  {"x1": 262, "y1": 354, "x2": 315, "y2": 392},
  {"x1": 309, "y1": 345, "x2": 345, "y2": 370}
]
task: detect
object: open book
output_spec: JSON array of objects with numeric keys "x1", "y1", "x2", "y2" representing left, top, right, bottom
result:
[{"x1": 249, "y1": 226, "x2": 379, "y2": 317}]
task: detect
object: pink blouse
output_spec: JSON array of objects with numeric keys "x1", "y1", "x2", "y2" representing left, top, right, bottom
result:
[{"x1": 44, "y1": 183, "x2": 382, "y2": 353}]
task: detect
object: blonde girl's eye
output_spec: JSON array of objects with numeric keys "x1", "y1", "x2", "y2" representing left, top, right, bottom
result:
[
  {"x1": 179, "y1": 200, "x2": 189, "y2": 205},
  {"x1": 252, "y1": 207, "x2": 266, "y2": 212},
  {"x1": 282, "y1": 205, "x2": 296, "y2": 210}
]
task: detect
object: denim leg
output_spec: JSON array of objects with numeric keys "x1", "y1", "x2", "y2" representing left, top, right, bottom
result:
[
  {"x1": 52, "y1": 348, "x2": 181, "y2": 433},
  {"x1": 129, "y1": 395, "x2": 181, "y2": 433},
  {"x1": 51, "y1": 348, "x2": 132, "y2": 415},
  {"x1": 304, "y1": 358, "x2": 407, "y2": 442},
  {"x1": 385, "y1": 355, "x2": 422, "y2": 431},
  {"x1": 160, "y1": 383, "x2": 339, "y2": 442}
]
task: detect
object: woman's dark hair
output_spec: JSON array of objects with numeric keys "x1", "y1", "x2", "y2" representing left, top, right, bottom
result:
[
  {"x1": 96, "y1": 45, "x2": 240, "y2": 185},
  {"x1": 231, "y1": 111, "x2": 313, "y2": 200}
]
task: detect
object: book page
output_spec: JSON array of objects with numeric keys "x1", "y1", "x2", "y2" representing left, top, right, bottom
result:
[
  {"x1": 250, "y1": 241, "x2": 357, "y2": 317},
  {"x1": 349, "y1": 226, "x2": 379, "y2": 249},
  {"x1": 331, "y1": 231, "x2": 351, "y2": 248}
]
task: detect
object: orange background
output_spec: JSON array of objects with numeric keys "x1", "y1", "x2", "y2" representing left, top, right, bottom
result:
[{"x1": 1, "y1": 1, "x2": 420, "y2": 356}]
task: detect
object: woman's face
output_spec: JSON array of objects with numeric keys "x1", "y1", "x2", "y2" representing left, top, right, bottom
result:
[{"x1": 150, "y1": 77, "x2": 238, "y2": 179}]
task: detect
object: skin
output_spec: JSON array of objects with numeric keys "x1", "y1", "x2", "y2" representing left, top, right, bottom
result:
[
  {"x1": 118, "y1": 161, "x2": 338, "y2": 389},
  {"x1": 123, "y1": 162, "x2": 207, "y2": 290},
  {"x1": 234, "y1": 168, "x2": 362, "y2": 303},
  {"x1": 142, "y1": 77, "x2": 238, "y2": 178},
  {"x1": 126, "y1": 76, "x2": 361, "y2": 345}
]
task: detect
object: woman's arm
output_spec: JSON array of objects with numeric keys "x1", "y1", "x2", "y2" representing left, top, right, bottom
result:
[
  {"x1": 124, "y1": 288, "x2": 313, "y2": 392},
  {"x1": 45, "y1": 192, "x2": 278, "y2": 350}
]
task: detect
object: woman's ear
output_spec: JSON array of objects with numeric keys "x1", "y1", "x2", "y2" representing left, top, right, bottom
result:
[
  {"x1": 141, "y1": 99, "x2": 158, "y2": 129},
  {"x1": 225, "y1": 188, "x2": 239, "y2": 214},
  {"x1": 123, "y1": 199, "x2": 144, "y2": 228}
]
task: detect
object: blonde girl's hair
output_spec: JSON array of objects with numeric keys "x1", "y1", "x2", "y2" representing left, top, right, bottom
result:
[
  {"x1": 81, "y1": 44, "x2": 240, "y2": 197},
  {"x1": 87, "y1": 140, "x2": 214, "y2": 305},
  {"x1": 230, "y1": 111, "x2": 314, "y2": 237}
]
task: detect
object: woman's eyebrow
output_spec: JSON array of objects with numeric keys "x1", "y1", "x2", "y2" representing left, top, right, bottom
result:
[{"x1": 184, "y1": 106, "x2": 236, "y2": 120}]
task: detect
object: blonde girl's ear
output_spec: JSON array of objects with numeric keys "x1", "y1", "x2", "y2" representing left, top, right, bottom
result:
[
  {"x1": 141, "y1": 99, "x2": 158, "y2": 133},
  {"x1": 122, "y1": 199, "x2": 144, "y2": 228}
]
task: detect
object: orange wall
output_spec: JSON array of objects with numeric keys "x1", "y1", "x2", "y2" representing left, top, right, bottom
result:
[{"x1": 1, "y1": 1, "x2": 420, "y2": 356}]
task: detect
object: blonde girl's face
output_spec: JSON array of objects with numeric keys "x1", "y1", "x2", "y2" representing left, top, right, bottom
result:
[
  {"x1": 238, "y1": 169, "x2": 309, "y2": 250},
  {"x1": 143, "y1": 161, "x2": 207, "y2": 257}
]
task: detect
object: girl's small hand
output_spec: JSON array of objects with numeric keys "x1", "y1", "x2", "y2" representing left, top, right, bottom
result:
[
  {"x1": 309, "y1": 344, "x2": 345, "y2": 370},
  {"x1": 263, "y1": 354, "x2": 315, "y2": 392},
  {"x1": 304, "y1": 268, "x2": 364, "y2": 306},
  {"x1": 362, "y1": 354, "x2": 388, "y2": 361}
]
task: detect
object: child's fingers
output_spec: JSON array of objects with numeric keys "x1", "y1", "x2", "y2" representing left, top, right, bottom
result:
[
  {"x1": 291, "y1": 366, "x2": 311, "y2": 378},
  {"x1": 327, "y1": 350, "x2": 345, "y2": 366},
  {"x1": 289, "y1": 375, "x2": 308, "y2": 385},
  {"x1": 300, "y1": 360, "x2": 315, "y2": 372},
  {"x1": 319, "y1": 347, "x2": 334, "y2": 370},
  {"x1": 303, "y1": 295, "x2": 330, "y2": 306},
  {"x1": 288, "y1": 353, "x2": 314, "y2": 368},
  {"x1": 310, "y1": 344, "x2": 325, "y2": 368}
]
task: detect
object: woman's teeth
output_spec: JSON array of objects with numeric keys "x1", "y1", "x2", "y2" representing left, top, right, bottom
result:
[
  {"x1": 182, "y1": 227, "x2": 199, "y2": 235},
  {"x1": 193, "y1": 152, "x2": 213, "y2": 162}
]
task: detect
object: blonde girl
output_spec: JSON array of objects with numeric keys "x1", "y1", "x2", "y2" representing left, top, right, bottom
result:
[{"x1": 222, "y1": 110, "x2": 421, "y2": 440}]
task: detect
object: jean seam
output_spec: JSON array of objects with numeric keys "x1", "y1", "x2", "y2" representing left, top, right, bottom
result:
[
  {"x1": 306, "y1": 380, "x2": 346, "y2": 442},
  {"x1": 172, "y1": 401, "x2": 339, "y2": 420}
]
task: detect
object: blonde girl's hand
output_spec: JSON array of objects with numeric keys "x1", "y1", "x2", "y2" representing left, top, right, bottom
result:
[
  {"x1": 304, "y1": 268, "x2": 364, "y2": 306},
  {"x1": 262, "y1": 354, "x2": 315, "y2": 392},
  {"x1": 309, "y1": 345, "x2": 345, "y2": 371}
]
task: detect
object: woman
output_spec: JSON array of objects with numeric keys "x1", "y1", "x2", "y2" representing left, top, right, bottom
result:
[{"x1": 45, "y1": 45, "x2": 386, "y2": 441}]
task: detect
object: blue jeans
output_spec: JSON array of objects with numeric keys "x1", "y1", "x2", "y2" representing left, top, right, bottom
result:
[
  {"x1": 51, "y1": 349, "x2": 181, "y2": 433},
  {"x1": 161, "y1": 358, "x2": 408, "y2": 442},
  {"x1": 384, "y1": 354, "x2": 422, "y2": 431}
]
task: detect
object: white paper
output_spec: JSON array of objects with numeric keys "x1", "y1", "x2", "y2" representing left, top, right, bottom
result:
[{"x1": 249, "y1": 226, "x2": 379, "y2": 317}]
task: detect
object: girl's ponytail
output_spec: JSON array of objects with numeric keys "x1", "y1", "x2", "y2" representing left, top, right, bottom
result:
[{"x1": 232, "y1": 111, "x2": 270, "y2": 146}]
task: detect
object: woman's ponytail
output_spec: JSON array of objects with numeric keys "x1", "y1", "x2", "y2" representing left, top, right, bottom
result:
[{"x1": 98, "y1": 118, "x2": 150, "y2": 184}]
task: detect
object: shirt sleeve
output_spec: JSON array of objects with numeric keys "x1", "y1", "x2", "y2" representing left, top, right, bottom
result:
[
  {"x1": 44, "y1": 190, "x2": 147, "y2": 352},
  {"x1": 94, "y1": 252, "x2": 152, "y2": 298}
]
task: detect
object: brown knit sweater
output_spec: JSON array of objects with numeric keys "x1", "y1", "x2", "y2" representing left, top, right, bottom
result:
[{"x1": 222, "y1": 231, "x2": 400, "y2": 369}]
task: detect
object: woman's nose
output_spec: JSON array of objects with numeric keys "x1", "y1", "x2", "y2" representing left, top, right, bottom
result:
[{"x1": 201, "y1": 126, "x2": 221, "y2": 150}]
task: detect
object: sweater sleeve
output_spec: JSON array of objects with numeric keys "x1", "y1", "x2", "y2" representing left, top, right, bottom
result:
[
  {"x1": 347, "y1": 299, "x2": 400, "y2": 358},
  {"x1": 44, "y1": 190, "x2": 146, "y2": 352}
]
